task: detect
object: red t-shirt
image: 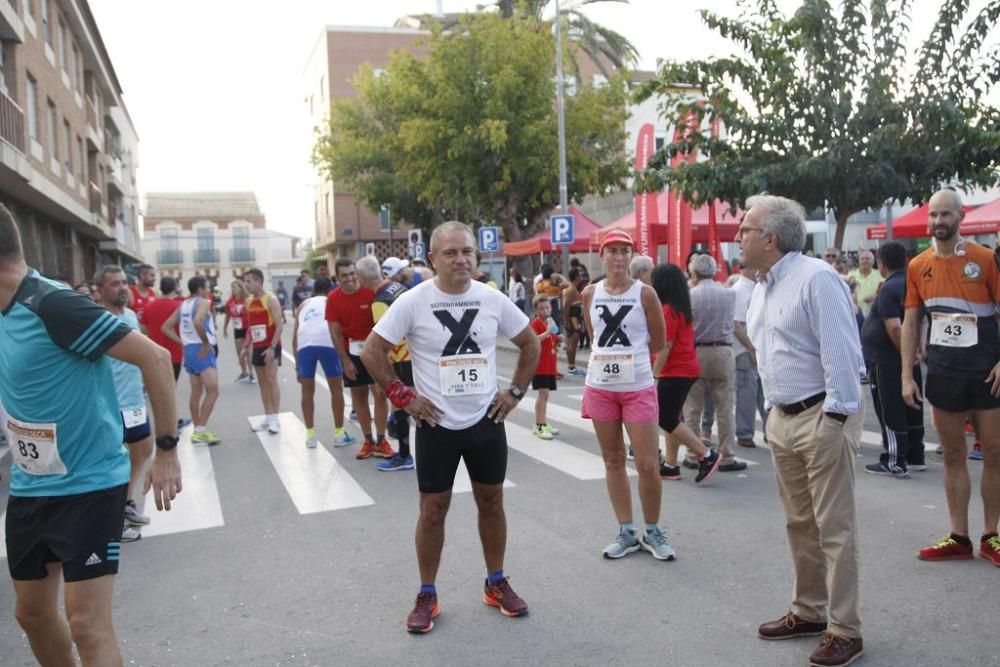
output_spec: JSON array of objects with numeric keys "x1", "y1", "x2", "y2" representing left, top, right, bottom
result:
[
  {"x1": 325, "y1": 286, "x2": 375, "y2": 345},
  {"x1": 130, "y1": 285, "x2": 156, "y2": 321},
  {"x1": 531, "y1": 317, "x2": 559, "y2": 376},
  {"x1": 140, "y1": 297, "x2": 182, "y2": 364},
  {"x1": 657, "y1": 304, "x2": 700, "y2": 378},
  {"x1": 225, "y1": 296, "x2": 247, "y2": 331}
]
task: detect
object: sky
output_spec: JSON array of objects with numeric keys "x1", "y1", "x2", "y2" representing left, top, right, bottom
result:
[{"x1": 87, "y1": 0, "x2": 961, "y2": 242}]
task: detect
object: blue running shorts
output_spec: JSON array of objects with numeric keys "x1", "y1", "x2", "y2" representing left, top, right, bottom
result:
[{"x1": 297, "y1": 346, "x2": 343, "y2": 380}]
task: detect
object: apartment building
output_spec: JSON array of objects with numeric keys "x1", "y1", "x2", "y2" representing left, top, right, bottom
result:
[
  {"x1": 0, "y1": 0, "x2": 142, "y2": 284},
  {"x1": 140, "y1": 192, "x2": 305, "y2": 293}
]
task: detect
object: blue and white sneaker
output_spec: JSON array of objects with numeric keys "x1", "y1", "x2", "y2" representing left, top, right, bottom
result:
[
  {"x1": 567, "y1": 367, "x2": 587, "y2": 376},
  {"x1": 349, "y1": 410, "x2": 358, "y2": 422},
  {"x1": 333, "y1": 431, "x2": 357, "y2": 447},
  {"x1": 602, "y1": 528, "x2": 641, "y2": 559},
  {"x1": 639, "y1": 526, "x2": 677, "y2": 561},
  {"x1": 377, "y1": 454, "x2": 414, "y2": 472}
]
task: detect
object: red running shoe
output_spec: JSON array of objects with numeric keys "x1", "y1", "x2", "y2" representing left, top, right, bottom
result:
[
  {"x1": 980, "y1": 535, "x2": 1000, "y2": 568},
  {"x1": 406, "y1": 592, "x2": 440, "y2": 633},
  {"x1": 918, "y1": 535, "x2": 974, "y2": 561},
  {"x1": 483, "y1": 577, "x2": 528, "y2": 617},
  {"x1": 355, "y1": 440, "x2": 376, "y2": 460},
  {"x1": 373, "y1": 439, "x2": 396, "y2": 459}
]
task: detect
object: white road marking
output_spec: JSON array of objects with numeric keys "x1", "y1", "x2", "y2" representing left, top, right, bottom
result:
[
  {"x1": 248, "y1": 413, "x2": 374, "y2": 514},
  {"x1": 504, "y1": 421, "x2": 636, "y2": 480},
  {"x1": 142, "y1": 427, "x2": 225, "y2": 538}
]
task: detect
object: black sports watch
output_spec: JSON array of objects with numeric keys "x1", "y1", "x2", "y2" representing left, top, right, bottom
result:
[
  {"x1": 155, "y1": 434, "x2": 179, "y2": 451},
  {"x1": 507, "y1": 385, "x2": 526, "y2": 401}
]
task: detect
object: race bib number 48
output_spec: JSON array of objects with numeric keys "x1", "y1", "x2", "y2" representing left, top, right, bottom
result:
[
  {"x1": 930, "y1": 313, "x2": 978, "y2": 348},
  {"x1": 439, "y1": 355, "x2": 490, "y2": 396},
  {"x1": 6, "y1": 415, "x2": 67, "y2": 476},
  {"x1": 589, "y1": 352, "x2": 635, "y2": 385}
]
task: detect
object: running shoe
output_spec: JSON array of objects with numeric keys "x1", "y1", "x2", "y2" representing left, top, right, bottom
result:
[
  {"x1": 406, "y1": 592, "x2": 440, "y2": 634},
  {"x1": 177, "y1": 417, "x2": 192, "y2": 431},
  {"x1": 908, "y1": 463, "x2": 928, "y2": 472},
  {"x1": 356, "y1": 440, "x2": 377, "y2": 460},
  {"x1": 969, "y1": 443, "x2": 983, "y2": 461},
  {"x1": 373, "y1": 440, "x2": 395, "y2": 458},
  {"x1": 980, "y1": 535, "x2": 1000, "y2": 567},
  {"x1": 602, "y1": 528, "x2": 641, "y2": 559},
  {"x1": 122, "y1": 525, "x2": 142, "y2": 543},
  {"x1": 349, "y1": 410, "x2": 358, "y2": 422},
  {"x1": 377, "y1": 454, "x2": 414, "y2": 471},
  {"x1": 251, "y1": 420, "x2": 270, "y2": 432},
  {"x1": 626, "y1": 446, "x2": 634, "y2": 461},
  {"x1": 864, "y1": 462, "x2": 909, "y2": 479},
  {"x1": 917, "y1": 534, "x2": 974, "y2": 561},
  {"x1": 191, "y1": 431, "x2": 221, "y2": 445},
  {"x1": 267, "y1": 421, "x2": 280, "y2": 435},
  {"x1": 248, "y1": 374, "x2": 257, "y2": 384},
  {"x1": 333, "y1": 431, "x2": 357, "y2": 447},
  {"x1": 305, "y1": 435, "x2": 318, "y2": 449},
  {"x1": 483, "y1": 577, "x2": 528, "y2": 617},
  {"x1": 567, "y1": 367, "x2": 586, "y2": 376},
  {"x1": 696, "y1": 449, "x2": 722, "y2": 484},
  {"x1": 124, "y1": 500, "x2": 150, "y2": 526},
  {"x1": 659, "y1": 463, "x2": 682, "y2": 480},
  {"x1": 235, "y1": 372, "x2": 248, "y2": 383},
  {"x1": 532, "y1": 425, "x2": 553, "y2": 440},
  {"x1": 639, "y1": 526, "x2": 677, "y2": 561},
  {"x1": 545, "y1": 423, "x2": 559, "y2": 436}
]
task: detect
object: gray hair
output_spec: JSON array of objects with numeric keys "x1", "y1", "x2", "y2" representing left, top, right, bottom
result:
[
  {"x1": 745, "y1": 194, "x2": 807, "y2": 253},
  {"x1": 430, "y1": 221, "x2": 475, "y2": 252},
  {"x1": 628, "y1": 255, "x2": 654, "y2": 279},
  {"x1": 689, "y1": 253, "x2": 718, "y2": 278},
  {"x1": 93, "y1": 264, "x2": 124, "y2": 287},
  {"x1": 355, "y1": 255, "x2": 382, "y2": 281}
]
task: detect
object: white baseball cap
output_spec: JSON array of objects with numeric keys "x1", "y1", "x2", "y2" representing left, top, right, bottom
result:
[{"x1": 381, "y1": 257, "x2": 410, "y2": 278}]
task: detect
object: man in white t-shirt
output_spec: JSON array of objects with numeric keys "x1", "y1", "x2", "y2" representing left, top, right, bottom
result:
[
  {"x1": 732, "y1": 265, "x2": 768, "y2": 447},
  {"x1": 362, "y1": 221, "x2": 540, "y2": 635}
]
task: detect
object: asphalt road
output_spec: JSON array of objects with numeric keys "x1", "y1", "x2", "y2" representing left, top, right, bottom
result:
[{"x1": 0, "y1": 320, "x2": 996, "y2": 667}]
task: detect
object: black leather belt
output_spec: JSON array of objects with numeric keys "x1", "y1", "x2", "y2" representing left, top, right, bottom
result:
[
  {"x1": 776, "y1": 392, "x2": 826, "y2": 416},
  {"x1": 695, "y1": 341, "x2": 731, "y2": 347}
]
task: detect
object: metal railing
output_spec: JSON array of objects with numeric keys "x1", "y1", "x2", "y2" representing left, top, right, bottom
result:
[
  {"x1": 195, "y1": 248, "x2": 219, "y2": 264},
  {"x1": 0, "y1": 88, "x2": 25, "y2": 153},
  {"x1": 157, "y1": 249, "x2": 183, "y2": 265},
  {"x1": 229, "y1": 247, "x2": 255, "y2": 263}
]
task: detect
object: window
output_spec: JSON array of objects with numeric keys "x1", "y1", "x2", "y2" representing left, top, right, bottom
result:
[
  {"x1": 47, "y1": 100, "x2": 57, "y2": 159},
  {"x1": 324, "y1": 193, "x2": 330, "y2": 218},
  {"x1": 57, "y1": 18, "x2": 65, "y2": 70},
  {"x1": 233, "y1": 226, "x2": 249, "y2": 249},
  {"x1": 0, "y1": 43, "x2": 6, "y2": 92},
  {"x1": 197, "y1": 227, "x2": 215, "y2": 250},
  {"x1": 62, "y1": 119, "x2": 70, "y2": 171},
  {"x1": 26, "y1": 74, "x2": 38, "y2": 140},
  {"x1": 654, "y1": 136, "x2": 665, "y2": 152},
  {"x1": 76, "y1": 135, "x2": 84, "y2": 179},
  {"x1": 41, "y1": 0, "x2": 50, "y2": 45},
  {"x1": 25, "y1": 0, "x2": 32, "y2": 18},
  {"x1": 161, "y1": 227, "x2": 178, "y2": 251}
]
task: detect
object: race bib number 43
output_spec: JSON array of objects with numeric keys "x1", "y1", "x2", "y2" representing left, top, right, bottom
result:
[
  {"x1": 590, "y1": 352, "x2": 635, "y2": 385},
  {"x1": 6, "y1": 415, "x2": 67, "y2": 476},
  {"x1": 439, "y1": 355, "x2": 490, "y2": 396},
  {"x1": 930, "y1": 313, "x2": 978, "y2": 348}
]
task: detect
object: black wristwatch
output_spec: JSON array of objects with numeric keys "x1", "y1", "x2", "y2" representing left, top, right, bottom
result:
[
  {"x1": 824, "y1": 411, "x2": 848, "y2": 424},
  {"x1": 155, "y1": 434, "x2": 179, "y2": 451},
  {"x1": 507, "y1": 385, "x2": 526, "y2": 401}
]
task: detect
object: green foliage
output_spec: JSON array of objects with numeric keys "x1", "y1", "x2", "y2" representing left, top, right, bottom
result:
[
  {"x1": 312, "y1": 11, "x2": 630, "y2": 240},
  {"x1": 637, "y1": 0, "x2": 1000, "y2": 247}
]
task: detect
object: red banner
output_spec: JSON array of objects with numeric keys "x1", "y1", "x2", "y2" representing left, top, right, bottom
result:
[
  {"x1": 706, "y1": 116, "x2": 727, "y2": 281},
  {"x1": 667, "y1": 109, "x2": 699, "y2": 268},
  {"x1": 634, "y1": 124, "x2": 658, "y2": 259}
]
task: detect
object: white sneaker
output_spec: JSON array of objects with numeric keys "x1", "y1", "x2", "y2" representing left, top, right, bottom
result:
[
  {"x1": 305, "y1": 435, "x2": 318, "y2": 449},
  {"x1": 267, "y1": 421, "x2": 281, "y2": 434},
  {"x1": 122, "y1": 525, "x2": 142, "y2": 543},
  {"x1": 251, "y1": 420, "x2": 270, "y2": 432}
]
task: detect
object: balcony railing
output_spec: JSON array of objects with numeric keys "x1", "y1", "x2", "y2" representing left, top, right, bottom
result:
[
  {"x1": 88, "y1": 180, "x2": 102, "y2": 214},
  {"x1": 229, "y1": 247, "x2": 255, "y2": 263},
  {"x1": 195, "y1": 248, "x2": 219, "y2": 264},
  {"x1": 0, "y1": 88, "x2": 25, "y2": 153},
  {"x1": 158, "y1": 249, "x2": 183, "y2": 266},
  {"x1": 86, "y1": 96, "x2": 99, "y2": 132}
]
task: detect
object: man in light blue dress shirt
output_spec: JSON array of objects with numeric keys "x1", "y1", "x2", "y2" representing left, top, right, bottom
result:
[{"x1": 737, "y1": 195, "x2": 866, "y2": 667}]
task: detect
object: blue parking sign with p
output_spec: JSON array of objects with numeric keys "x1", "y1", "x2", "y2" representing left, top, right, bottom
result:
[
  {"x1": 478, "y1": 226, "x2": 500, "y2": 253},
  {"x1": 550, "y1": 214, "x2": 575, "y2": 245}
]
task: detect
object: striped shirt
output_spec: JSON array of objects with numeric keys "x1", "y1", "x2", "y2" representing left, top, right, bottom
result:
[
  {"x1": 689, "y1": 279, "x2": 735, "y2": 344},
  {"x1": 747, "y1": 252, "x2": 864, "y2": 415}
]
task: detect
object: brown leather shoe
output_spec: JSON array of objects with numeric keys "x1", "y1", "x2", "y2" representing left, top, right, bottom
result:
[
  {"x1": 809, "y1": 633, "x2": 863, "y2": 667},
  {"x1": 738, "y1": 438, "x2": 756, "y2": 448},
  {"x1": 758, "y1": 612, "x2": 828, "y2": 640}
]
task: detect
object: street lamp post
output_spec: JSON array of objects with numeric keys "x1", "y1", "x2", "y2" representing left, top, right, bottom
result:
[{"x1": 554, "y1": 0, "x2": 569, "y2": 273}]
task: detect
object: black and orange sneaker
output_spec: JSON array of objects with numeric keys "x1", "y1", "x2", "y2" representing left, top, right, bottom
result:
[
  {"x1": 980, "y1": 535, "x2": 1000, "y2": 568},
  {"x1": 917, "y1": 534, "x2": 974, "y2": 561},
  {"x1": 406, "y1": 592, "x2": 440, "y2": 633},
  {"x1": 483, "y1": 577, "x2": 528, "y2": 617},
  {"x1": 373, "y1": 439, "x2": 395, "y2": 459},
  {"x1": 355, "y1": 440, "x2": 377, "y2": 460}
]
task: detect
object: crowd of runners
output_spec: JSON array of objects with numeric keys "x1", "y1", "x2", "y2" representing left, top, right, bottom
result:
[{"x1": 1, "y1": 188, "x2": 997, "y2": 666}]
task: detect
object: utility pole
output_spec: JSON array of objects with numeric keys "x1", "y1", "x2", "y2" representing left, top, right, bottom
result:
[{"x1": 554, "y1": 0, "x2": 569, "y2": 273}]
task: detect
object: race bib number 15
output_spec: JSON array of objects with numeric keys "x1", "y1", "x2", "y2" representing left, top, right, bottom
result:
[
  {"x1": 439, "y1": 355, "x2": 490, "y2": 396},
  {"x1": 6, "y1": 416, "x2": 67, "y2": 476}
]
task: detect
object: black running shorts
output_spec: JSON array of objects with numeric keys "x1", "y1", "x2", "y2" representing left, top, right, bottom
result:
[
  {"x1": 415, "y1": 416, "x2": 508, "y2": 493},
  {"x1": 532, "y1": 374, "x2": 557, "y2": 391},
  {"x1": 925, "y1": 372, "x2": 1000, "y2": 413},
  {"x1": 657, "y1": 376, "x2": 698, "y2": 433},
  {"x1": 6, "y1": 483, "x2": 128, "y2": 582},
  {"x1": 251, "y1": 344, "x2": 282, "y2": 367},
  {"x1": 344, "y1": 353, "x2": 374, "y2": 388}
]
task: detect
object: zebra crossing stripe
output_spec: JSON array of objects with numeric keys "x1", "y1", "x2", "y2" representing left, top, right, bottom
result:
[
  {"x1": 504, "y1": 421, "x2": 637, "y2": 480},
  {"x1": 142, "y1": 427, "x2": 225, "y2": 538},
  {"x1": 248, "y1": 413, "x2": 374, "y2": 513}
]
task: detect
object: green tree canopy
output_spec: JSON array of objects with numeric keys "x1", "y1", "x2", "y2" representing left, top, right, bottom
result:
[
  {"x1": 637, "y1": 0, "x2": 1000, "y2": 247},
  {"x1": 312, "y1": 11, "x2": 630, "y2": 243}
]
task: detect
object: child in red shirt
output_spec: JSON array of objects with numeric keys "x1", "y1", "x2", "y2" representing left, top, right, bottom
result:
[{"x1": 530, "y1": 295, "x2": 561, "y2": 440}]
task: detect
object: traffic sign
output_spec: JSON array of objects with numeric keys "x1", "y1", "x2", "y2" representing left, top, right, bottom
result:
[
  {"x1": 364, "y1": 242, "x2": 375, "y2": 256},
  {"x1": 412, "y1": 242, "x2": 426, "y2": 261},
  {"x1": 550, "y1": 214, "x2": 575, "y2": 245},
  {"x1": 478, "y1": 226, "x2": 500, "y2": 253},
  {"x1": 408, "y1": 229, "x2": 422, "y2": 246}
]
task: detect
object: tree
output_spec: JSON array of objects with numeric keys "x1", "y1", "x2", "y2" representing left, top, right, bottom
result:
[
  {"x1": 312, "y1": 11, "x2": 630, "y2": 248},
  {"x1": 636, "y1": 0, "x2": 1000, "y2": 248}
]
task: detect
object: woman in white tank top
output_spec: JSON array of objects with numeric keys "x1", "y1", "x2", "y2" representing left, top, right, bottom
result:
[{"x1": 581, "y1": 230, "x2": 673, "y2": 561}]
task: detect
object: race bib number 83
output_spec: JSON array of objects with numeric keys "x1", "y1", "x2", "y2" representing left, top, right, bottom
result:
[{"x1": 6, "y1": 416, "x2": 67, "y2": 476}]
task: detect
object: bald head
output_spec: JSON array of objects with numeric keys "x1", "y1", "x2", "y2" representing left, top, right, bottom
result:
[
  {"x1": 929, "y1": 189, "x2": 963, "y2": 213},
  {"x1": 928, "y1": 189, "x2": 965, "y2": 242}
]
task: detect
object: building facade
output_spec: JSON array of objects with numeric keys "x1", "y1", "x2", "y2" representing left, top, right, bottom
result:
[
  {"x1": 0, "y1": 0, "x2": 142, "y2": 284},
  {"x1": 140, "y1": 192, "x2": 304, "y2": 294}
]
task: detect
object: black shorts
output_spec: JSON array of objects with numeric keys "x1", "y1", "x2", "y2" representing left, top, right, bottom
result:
[
  {"x1": 566, "y1": 304, "x2": 584, "y2": 336},
  {"x1": 532, "y1": 374, "x2": 557, "y2": 391},
  {"x1": 123, "y1": 414, "x2": 152, "y2": 444},
  {"x1": 172, "y1": 362, "x2": 181, "y2": 382},
  {"x1": 394, "y1": 360, "x2": 414, "y2": 387},
  {"x1": 251, "y1": 345, "x2": 282, "y2": 367},
  {"x1": 925, "y1": 372, "x2": 1000, "y2": 413},
  {"x1": 234, "y1": 328, "x2": 246, "y2": 340},
  {"x1": 345, "y1": 353, "x2": 374, "y2": 388},
  {"x1": 657, "y1": 376, "x2": 698, "y2": 432},
  {"x1": 6, "y1": 483, "x2": 128, "y2": 582},
  {"x1": 415, "y1": 416, "x2": 508, "y2": 493}
]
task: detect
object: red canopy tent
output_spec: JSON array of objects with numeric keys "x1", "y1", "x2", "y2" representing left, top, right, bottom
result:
[
  {"x1": 590, "y1": 194, "x2": 743, "y2": 245},
  {"x1": 502, "y1": 206, "x2": 602, "y2": 256},
  {"x1": 866, "y1": 203, "x2": 976, "y2": 239},
  {"x1": 959, "y1": 197, "x2": 1000, "y2": 235}
]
